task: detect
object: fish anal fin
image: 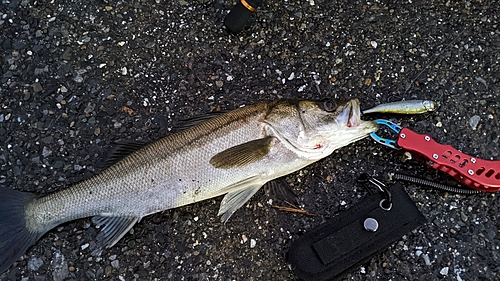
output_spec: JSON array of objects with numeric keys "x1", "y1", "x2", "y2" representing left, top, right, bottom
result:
[
  {"x1": 218, "y1": 184, "x2": 263, "y2": 223},
  {"x1": 265, "y1": 177, "x2": 298, "y2": 205},
  {"x1": 91, "y1": 215, "x2": 139, "y2": 256},
  {"x1": 210, "y1": 137, "x2": 274, "y2": 169}
]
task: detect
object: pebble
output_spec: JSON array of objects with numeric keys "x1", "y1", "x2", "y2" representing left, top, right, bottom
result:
[
  {"x1": 28, "y1": 256, "x2": 44, "y2": 271},
  {"x1": 422, "y1": 254, "x2": 431, "y2": 266},
  {"x1": 31, "y1": 82, "x2": 43, "y2": 93},
  {"x1": 42, "y1": 146, "x2": 52, "y2": 157},
  {"x1": 469, "y1": 115, "x2": 480, "y2": 130},
  {"x1": 439, "y1": 267, "x2": 449, "y2": 276},
  {"x1": 51, "y1": 251, "x2": 69, "y2": 281},
  {"x1": 250, "y1": 239, "x2": 257, "y2": 248}
]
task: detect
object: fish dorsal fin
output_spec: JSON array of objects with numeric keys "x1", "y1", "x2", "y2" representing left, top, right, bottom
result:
[
  {"x1": 174, "y1": 111, "x2": 227, "y2": 131},
  {"x1": 96, "y1": 140, "x2": 150, "y2": 171},
  {"x1": 90, "y1": 215, "x2": 139, "y2": 256},
  {"x1": 218, "y1": 184, "x2": 263, "y2": 222},
  {"x1": 210, "y1": 137, "x2": 274, "y2": 169}
]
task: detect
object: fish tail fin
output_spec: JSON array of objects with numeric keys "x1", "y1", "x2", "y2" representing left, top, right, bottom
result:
[{"x1": 0, "y1": 188, "x2": 44, "y2": 274}]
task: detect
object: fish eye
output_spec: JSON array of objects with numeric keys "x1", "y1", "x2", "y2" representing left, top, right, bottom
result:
[{"x1": 323, "y1": 100, "x2": 337, "y2": 112}]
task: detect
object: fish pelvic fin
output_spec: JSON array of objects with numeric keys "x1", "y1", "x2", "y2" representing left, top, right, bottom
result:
[
  {"x1": 90, "y1": 215, "x2": 139, "y2": 256},
  {"x1": 218, "y1": 184, "x2": 263, "y2": 223},
  {"x1": 0, "y1": 188, "x2": 44, "y2": 274}
]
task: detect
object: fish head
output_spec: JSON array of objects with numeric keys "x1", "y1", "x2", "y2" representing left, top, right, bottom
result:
[{"x1": 264, "y1": 99, "x2": 378, "y2": 160}]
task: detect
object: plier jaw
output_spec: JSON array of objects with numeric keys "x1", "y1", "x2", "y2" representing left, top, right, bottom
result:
[{"x1": 370, "y1": 119, "x2": 403, "y2": 150}]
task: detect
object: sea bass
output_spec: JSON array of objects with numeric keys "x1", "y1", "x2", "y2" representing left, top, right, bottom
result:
[{"x1": 0, "y1": 99, "x2": 377, "y2": 273}]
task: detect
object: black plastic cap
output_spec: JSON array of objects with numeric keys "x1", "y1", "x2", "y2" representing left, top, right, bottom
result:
[{"x1": 224, "y1": 0, "x2": 263, "y2": 33}]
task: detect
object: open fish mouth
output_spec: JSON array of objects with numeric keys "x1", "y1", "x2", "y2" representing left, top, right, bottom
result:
[{"x1": 336, "y1": 99, "x2": 361, "y2": 127}]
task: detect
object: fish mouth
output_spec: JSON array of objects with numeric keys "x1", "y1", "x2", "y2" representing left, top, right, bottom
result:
[{"x1": 336, "y1": 99, "x2": 361, "y2": 127}]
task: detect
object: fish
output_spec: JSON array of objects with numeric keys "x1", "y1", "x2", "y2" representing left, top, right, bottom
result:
[
  {"x1": 362, "y1": 100, "x2": 438, "y2": 114},
  {"x1": 0, "y1": 98, "x2": 378, "y2": 274}
]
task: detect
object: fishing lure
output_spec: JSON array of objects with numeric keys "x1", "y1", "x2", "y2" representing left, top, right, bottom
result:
[{"x1": 363, "y1": 100, "x2": 438, "y2": 114}]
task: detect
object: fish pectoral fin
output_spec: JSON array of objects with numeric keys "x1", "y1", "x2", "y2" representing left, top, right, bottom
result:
[
  {"x1": 90, "y1": 215, "x2": 139, "y2": 256},
  {"x1": 210, "y1": 136, "x2": 274, "y2": 169},
  {"x1": 218, "y1": 184, "x2": 263, "y2": 223}
]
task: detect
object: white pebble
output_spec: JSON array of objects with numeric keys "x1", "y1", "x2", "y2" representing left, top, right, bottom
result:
[
  {"x1": 81, "y1": 243, "x2": 89, "y2": 250},
  {"x1": 440, "y1": 267, "x2": 449, "y2": 276},
  {"x1": 250, "y1": 239, "x2": 256, "y2": 248},
  {"x1": 469, "y1": 115, "x2": 480, "y2": 130}
]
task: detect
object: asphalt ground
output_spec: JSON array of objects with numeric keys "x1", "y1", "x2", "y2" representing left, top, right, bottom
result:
[{"x1": 0, "y1": 0, "x2": 499, "y2": 280}]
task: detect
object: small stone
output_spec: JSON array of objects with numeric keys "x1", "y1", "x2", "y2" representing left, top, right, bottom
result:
[
  {"x1": 250, "y1": 239, "x2": 256, "y2": 248},
  {"x1": 111, "y1": 260, "x2": 119, "y2": 269},
  {"x1": 440, "y1": 267, "x2": 449, "y2": 276},
  {"x1": 42, "y1": 146, "x2": 52, "y2": 157},
  {"x1": 28, "y1": 256, "x2": 44, "y2": 271},
  {"x1": 215, "y1": 80, "x2": 223, "y2": 88},
  {"x1": 73, "y1": 75, "x2": 84, "y2": 83},
  {"x1": 32, "y1": 82, "x2": 43, "y2": 93},
  {"x1": 422, "y1": 254, "x2": 431, "y2": 266},
  {"x1": 469, "y1": 115, "x2": 480, "y2": 130},
  {"x1": 105, "y1": 265, "x2": 112, "y2": 276},
  {"x1": 51, "y1": 251, "x2": 69, "y2": 281},
  {"x1": 460, "y1": 212, "x2": 468, "y2": 222}
]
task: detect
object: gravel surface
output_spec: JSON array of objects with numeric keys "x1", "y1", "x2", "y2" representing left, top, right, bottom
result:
[{"x1": 1, "y1": 0, "x2": 499, "y2": 280}]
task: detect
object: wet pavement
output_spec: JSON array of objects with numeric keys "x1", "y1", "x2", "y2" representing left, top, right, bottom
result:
[{"x1": 0, "y1": 0, "x2": 499, "y2": 280}]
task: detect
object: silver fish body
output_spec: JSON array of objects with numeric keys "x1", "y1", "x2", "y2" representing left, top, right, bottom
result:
[
  {"x1": 363, "y1": 100, "x2": 438, "y2": 114},
  {"x1": 0, "y1": 99, "x2": 378, "y2": 273}
]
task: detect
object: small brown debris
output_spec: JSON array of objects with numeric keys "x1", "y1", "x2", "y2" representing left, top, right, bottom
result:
[{"x1": 121, "y1": 106, "x2": 135, "y2": 116}]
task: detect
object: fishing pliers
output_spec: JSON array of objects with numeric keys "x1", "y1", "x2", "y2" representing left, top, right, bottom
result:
[{"x1": 371, "y1": 119, "x2": 500, "y2": 192}]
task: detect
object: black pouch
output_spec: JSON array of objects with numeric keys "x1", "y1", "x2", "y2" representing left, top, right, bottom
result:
[{"x1": 287, "y1": 182, "x2": 426, "y2": 281}]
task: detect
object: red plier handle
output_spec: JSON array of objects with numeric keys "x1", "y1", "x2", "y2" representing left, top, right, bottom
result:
[{"x1": 371, "y1": 119, "x2": 500, "y2": 192}]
